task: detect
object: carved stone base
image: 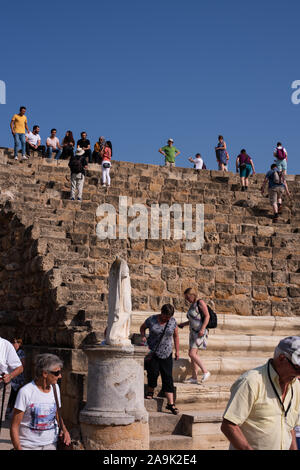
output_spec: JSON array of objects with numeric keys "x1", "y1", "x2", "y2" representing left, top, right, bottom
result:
[
  {"x1": 79, "y1": 344, "x2": 149, "y2": 449},
  {"x1": 80, "y1": 421, "x2": 149, "y2": 450}
]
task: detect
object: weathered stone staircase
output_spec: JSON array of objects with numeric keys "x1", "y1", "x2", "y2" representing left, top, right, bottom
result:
[
  {"x1": 132, "y1": 312, "x2": 300, "y2": 449},
  {"x1": 0, "y1": 146, "x2": 300, "y2": 447}
]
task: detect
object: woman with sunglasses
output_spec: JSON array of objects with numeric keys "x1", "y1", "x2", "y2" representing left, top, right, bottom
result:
[{"x1": 10, "y1": 354, "x2": 71, "y2": 450}]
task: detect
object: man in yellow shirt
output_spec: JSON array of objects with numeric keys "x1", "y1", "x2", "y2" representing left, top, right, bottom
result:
[
  {"x1": 10, "y1": 106, "x2": 29, "y2": 161},
  {"x1": 221, "y1": 336, "x2": 300, "y2": 450}
]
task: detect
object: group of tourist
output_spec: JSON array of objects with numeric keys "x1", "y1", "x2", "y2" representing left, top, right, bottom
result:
[
  {"x1": 140, "y1": 288, "x2": 213, "y2": 415},
  {"x1": 140, "y1": 292, "x2": 300, "y2": 451},
  {"x1": 1, "y1": 301, "x2": 300, "y2": 451},
  {"x1": 10, "y1": 107, "x2": 113, "y2": 198},
  {"x1": 10, "y1": 107, "x2": 291, "y2": 220}
]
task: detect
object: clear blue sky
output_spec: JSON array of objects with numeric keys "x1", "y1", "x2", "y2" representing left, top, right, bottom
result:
[{"x1": 1, "y1": 0, "x2": 299, "y2": 174}]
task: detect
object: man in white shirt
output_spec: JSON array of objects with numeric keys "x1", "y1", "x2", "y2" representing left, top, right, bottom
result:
[
  {"x1": 46, "y1": 129, "x2": 62, "y2": 161},
  {"x1": 25, "y1": 125, "x2": 45, "y2": 157},
  {"x1": 0, "y1": 337, "x2": 23, "y2": 426},
  {"x1": 189, "y1": 153, "x2": 204, "y2": 170}
]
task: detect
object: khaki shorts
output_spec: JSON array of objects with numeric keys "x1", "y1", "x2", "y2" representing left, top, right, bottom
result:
[
  {"x1": 165, "y1": 161, "x2": 175, "y2": 168},
  {"x1": 269, "y1": 186, "x2": 285, "y2": 205}
]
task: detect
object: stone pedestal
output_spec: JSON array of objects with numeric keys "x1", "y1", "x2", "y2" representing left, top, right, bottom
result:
[{"x1": 79, "y1": 344, "x2": 149, "y2": 450}]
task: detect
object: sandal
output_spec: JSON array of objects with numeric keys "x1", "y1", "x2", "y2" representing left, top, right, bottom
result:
[
  {"x1": 166, "y1": 403, "x2": 179, "y2": 415},
  {"x1": 145, "y1": 391, "x2": 154, "y2": 399}
]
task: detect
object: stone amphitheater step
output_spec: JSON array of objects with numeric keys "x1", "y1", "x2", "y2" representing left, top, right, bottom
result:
[
  {"x1": 150, "y1": 435, "x2": 194, "y2": 450},
  {"x1": 145, "y1": 400, "x2": 227, "y2": 450}
]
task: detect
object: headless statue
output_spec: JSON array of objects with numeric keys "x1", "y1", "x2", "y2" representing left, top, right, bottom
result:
[{"x1": 105, "y1": 257, "x2": 132, "y2": 347}]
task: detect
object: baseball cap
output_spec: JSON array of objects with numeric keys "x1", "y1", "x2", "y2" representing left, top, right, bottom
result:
[
  {"x1": 278, "y1": 336, "x2": 300, "y2": 366},
  {"x1": 168, "y1": 138, "x2": 174, "y2": 143}
]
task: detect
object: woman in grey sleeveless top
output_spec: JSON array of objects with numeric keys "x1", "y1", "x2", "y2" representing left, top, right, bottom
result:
[{"x1": 178, "y1": 288, "x2": 211, "y2": 384}]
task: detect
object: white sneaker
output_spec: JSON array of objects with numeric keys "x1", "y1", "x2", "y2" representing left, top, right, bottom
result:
[
  {"x1": 21, "y1": 155, "x2": 28, "y2": 160},
  {"x1": 185, "y1": 378, "x2": 198, "y2": 384},
  {"x1": 201, "y1": 372, "x2": 211, "y2": 383},
  {"x1": 102, "y1": 183, "x2": 106, "y2": 187},
  {"x1": 14, "y1": 156, "x2": 18, "y2": 160}
]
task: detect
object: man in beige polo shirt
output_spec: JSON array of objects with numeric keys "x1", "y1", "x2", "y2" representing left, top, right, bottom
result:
[{"x1": 221, "y1": 336, "x2": 300, "y2": 450}]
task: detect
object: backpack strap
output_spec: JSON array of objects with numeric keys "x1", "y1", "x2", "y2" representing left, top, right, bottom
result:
[{"x1": 52, "y1": 384, "x2": 63, "y2": 431}]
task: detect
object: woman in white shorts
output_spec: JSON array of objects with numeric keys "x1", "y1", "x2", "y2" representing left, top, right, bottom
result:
[{"x1": 178, "y1": 288, "x2": 211, "y2": 384}]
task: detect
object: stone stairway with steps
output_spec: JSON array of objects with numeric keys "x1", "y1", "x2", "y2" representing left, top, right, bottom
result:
[
  {"x1": 0, "y1": 146, "x2": 300, "y2": 440},
  {"x1": 144, "y1": 396, "x2": 227, "y2": 450},
  {"x1": 131, "y1": 312, "x2": 300, "y2": 433}
]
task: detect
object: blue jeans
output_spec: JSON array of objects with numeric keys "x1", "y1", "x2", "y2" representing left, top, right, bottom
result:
[
  {"x1": 47, "y1": 147, "x2": 62, "y2": 160},
  {"x1": 13, "y1": 133, "x2": 26, "y2": 157},
  {"x1": 297, "y1": 437, "x2": 300, "y2": 450}
]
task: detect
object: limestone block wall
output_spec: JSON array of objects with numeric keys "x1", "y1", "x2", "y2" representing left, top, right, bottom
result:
[{"x1": 0, "y1": 147, "x2": 300, "y2": 437}]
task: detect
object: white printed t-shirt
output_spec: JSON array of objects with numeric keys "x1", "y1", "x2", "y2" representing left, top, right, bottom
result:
[
  {"x1": 15, "y1": 381, "x2": 61, "y2": 448},
  {"x1": 26, "y1": 132, "x2": 41, "y2": 146},
  {"x1": 0, "y1": 337, "x2": 22, "y2": 375}
]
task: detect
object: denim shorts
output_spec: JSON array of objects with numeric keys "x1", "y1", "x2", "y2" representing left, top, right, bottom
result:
[{"x1": 275, "y1": 159, "x2": 287, "y2": 171}]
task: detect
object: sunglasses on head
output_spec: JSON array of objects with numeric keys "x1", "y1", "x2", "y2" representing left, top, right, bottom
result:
[{"x1": 48, "y1": 370, "x2": 62, "y2": 376}]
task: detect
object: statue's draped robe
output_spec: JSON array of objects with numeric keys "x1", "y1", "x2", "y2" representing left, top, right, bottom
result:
[{"x1": 106, "y1": 258, "x2": 132, "y2": 346}]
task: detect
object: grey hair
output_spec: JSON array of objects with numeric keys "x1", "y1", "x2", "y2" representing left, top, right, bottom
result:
[
  {"x1": 35, "y1": 354, "x2": 63, "y2": 378},
  {"x1": 274, "y1": 346, "x2": 288, "y2": 360}
]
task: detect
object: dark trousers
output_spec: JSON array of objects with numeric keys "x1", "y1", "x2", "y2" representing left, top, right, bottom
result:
[
  {"x1": 61, "y1": 145, "x2": 74, "y2": 160},
  {"x1": 147, "y1": 353, "x2": 174, "y2": 393},
  {"x1": 7, "y1": 386, "x2": 19, "y2": 410},
  {"x1": 92, "y1": 150, "x2": 102, "y2": 164},
  {"x1": 26, "y1": 142, "x2": 46, "y2": 157},
  {"x1": 83, "y1": 149, "x2": 92, "y2": 163}
]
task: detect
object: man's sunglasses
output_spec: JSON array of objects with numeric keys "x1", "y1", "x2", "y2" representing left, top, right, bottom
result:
[{"x1": 48, "y1": 370, "x2": 62, "y2": 376}]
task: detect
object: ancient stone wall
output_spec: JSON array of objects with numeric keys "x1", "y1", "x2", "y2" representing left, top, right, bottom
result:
[{"x1": 0, "y1": 147, "x2": 300, "y2": 437}]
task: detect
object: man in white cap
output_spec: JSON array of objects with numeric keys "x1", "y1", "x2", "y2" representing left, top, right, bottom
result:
[
  {"x1": 68, "y1": 147, "x2": 88, "y2": 201},
  {"x1": 221, "y1": 336, "x2": 300, "y2": 450},
  {"x1": 158, "y1": 139, "x2": 180, "y2": 168}
]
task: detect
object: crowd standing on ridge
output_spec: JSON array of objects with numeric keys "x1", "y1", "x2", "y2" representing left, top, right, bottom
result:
[{"x1": 9, "y1": 106, "x2": 292, "y2": 222}]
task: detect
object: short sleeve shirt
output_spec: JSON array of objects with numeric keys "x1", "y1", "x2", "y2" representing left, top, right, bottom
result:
[
  {"x1": 145, "y1": 315, "x2": 177, "y2": 359},
  {"x1": 26, "y1": 132, "x2": 41, "y2": 146},
  {"x1": 223, "y1": 361, "x2": 300, "y2": 450},
  {"x1": 46, "y1": 137, "x2": 59, "y2": 149},
  {"x1": 191, "y1": 157, "x2": 203, "y2": 170},
  {"x1": 266, "y1": 170, "x2": 284, "y2": 189},
  {"x1": 162, "y1": 146, "x2": 179, "y2": 163},
  {"x1": 12, "y1": 114, "x2": 27, "y2": 134},
  {"x1": 0, "y1": 337, "x2": 22, "y2": 375},
  {"x1": 77, "y1": 139, "x2": 90, "y2": 150},
  {"x1": 15, "y1": 381, "x2": 61, "y2": 448}
]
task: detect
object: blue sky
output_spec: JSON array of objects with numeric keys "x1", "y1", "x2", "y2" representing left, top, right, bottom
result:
[{"x1": 1, "y1": 0, "x2": 299, "y2": 174}]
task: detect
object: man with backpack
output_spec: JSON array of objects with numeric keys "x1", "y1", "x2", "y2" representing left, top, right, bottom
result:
[
  {"x1": 261, "y1": 163, "x2": 291, "y2": 223},
  {"x1": 273, "y1": 142, "x2": 288, "y2": 175},
  {"x1": 68, "y1": 147, "x2": 88, "y2": 201}
]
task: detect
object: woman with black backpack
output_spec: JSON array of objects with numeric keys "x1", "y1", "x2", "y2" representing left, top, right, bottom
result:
[{"x1": 178, "y1": 288, "x2": 211, "y2": 384}]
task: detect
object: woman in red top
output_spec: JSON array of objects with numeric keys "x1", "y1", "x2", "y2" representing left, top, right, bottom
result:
[{"x1": 102, "y1": 141, "x2": 112, "y2": 187}]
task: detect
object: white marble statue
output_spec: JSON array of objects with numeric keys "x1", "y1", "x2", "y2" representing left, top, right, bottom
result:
[{"x1": 105, "y1": 257, "x2": 132, "y2": 347}]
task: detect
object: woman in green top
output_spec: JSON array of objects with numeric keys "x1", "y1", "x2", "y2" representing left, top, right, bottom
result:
[{"x1": 159, "y1": 138, "x2": 180, "y2": 167}]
